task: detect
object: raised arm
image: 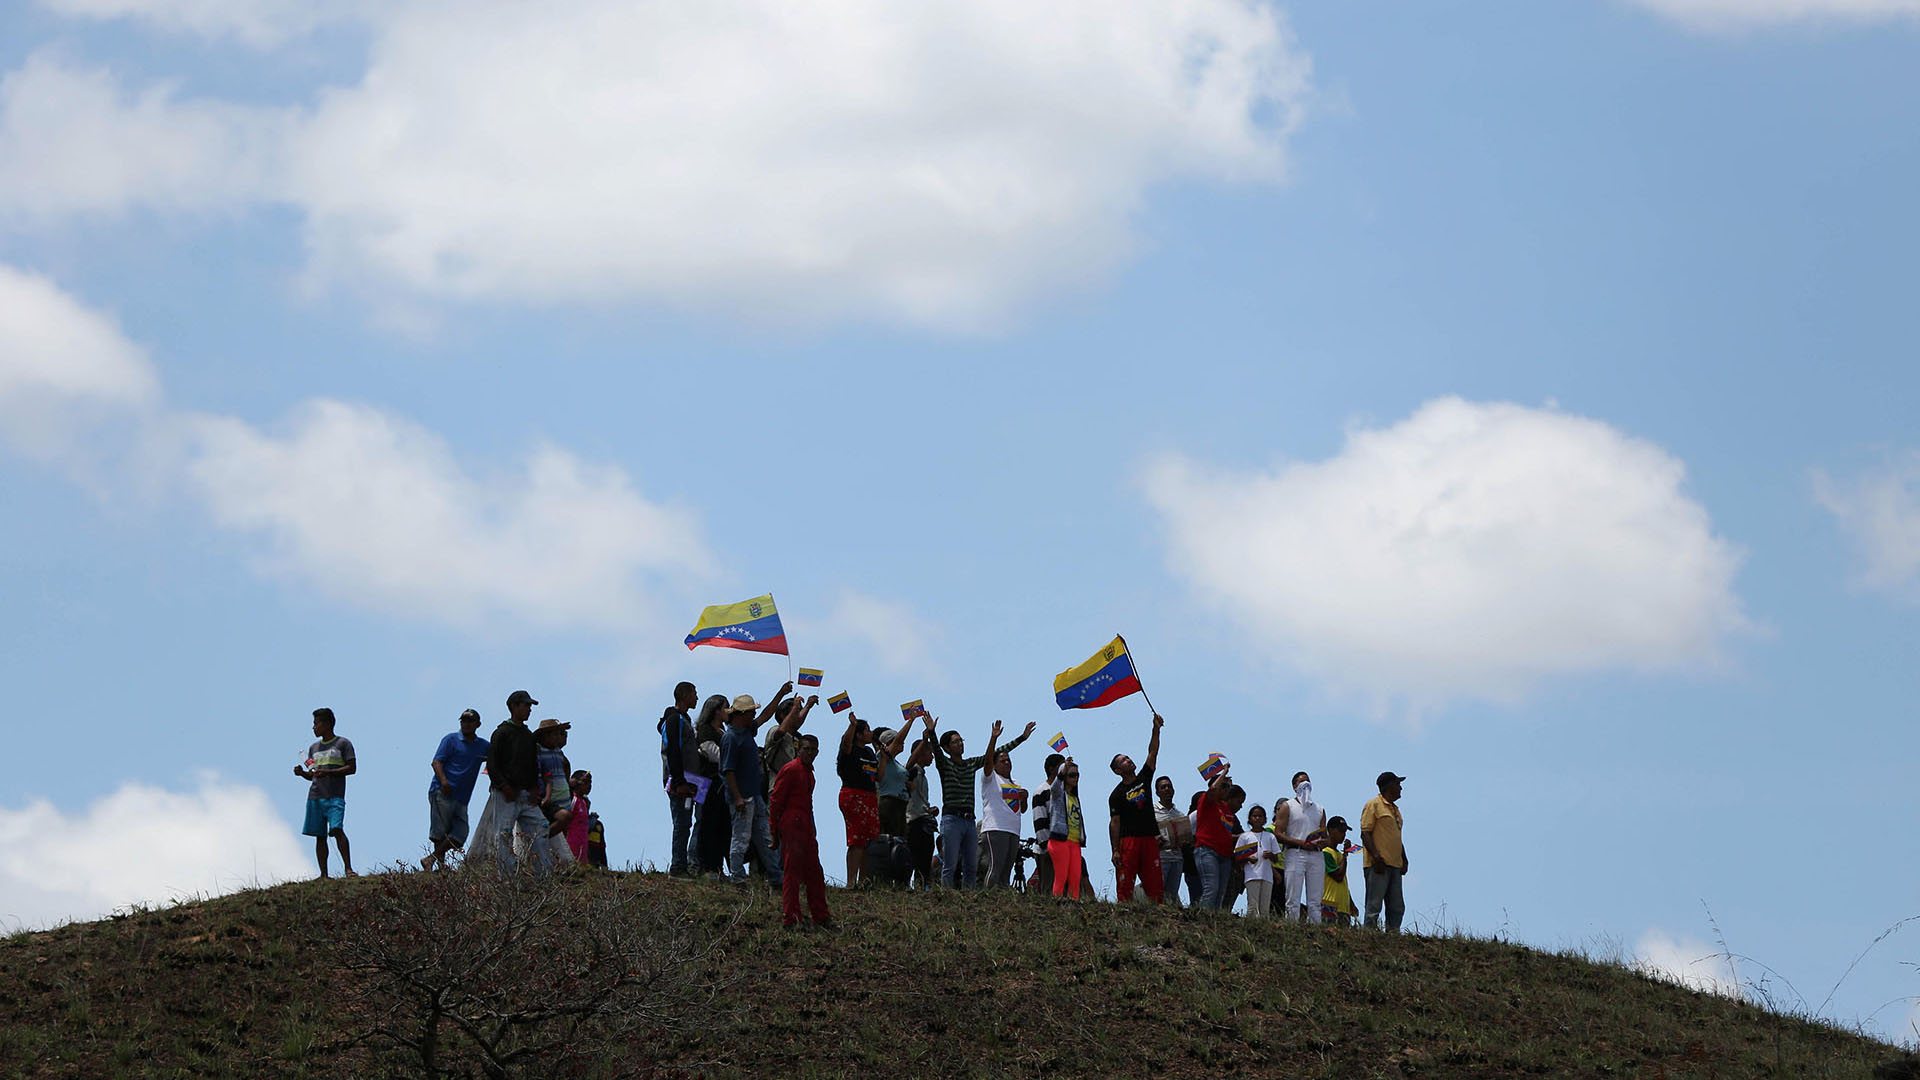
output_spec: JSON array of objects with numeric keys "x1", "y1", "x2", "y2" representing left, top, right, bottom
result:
[
  {"x1": 1140, "y1": 713, "x2": 1163, "y2": 778},
  {"x1": 786, "y1": 694, "x2": 819, "y2": 734},
  {"x1": 755, "y1": 681, "x2": 796, "y2": 727},
  {"x1": 1000, "y1": 721, "x2": 1036, "y2": 758},
  {"x1": 978, "y1": 720, "x2": 1004, "y2": 775},
  {"x1": 841, "y1": 711, "x2": 863, "y2": 755}
]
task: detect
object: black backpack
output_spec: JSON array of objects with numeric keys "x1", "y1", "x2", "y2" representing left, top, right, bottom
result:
[{"x1": 865, "y1": 835, "x2": 912, "y2": 886}]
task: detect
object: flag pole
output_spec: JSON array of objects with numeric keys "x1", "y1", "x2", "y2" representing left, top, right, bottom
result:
[{"x1": 1117, "y1": 633, "x2": 1159, "y2": 717}]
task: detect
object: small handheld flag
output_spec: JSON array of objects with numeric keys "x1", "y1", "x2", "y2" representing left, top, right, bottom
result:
[
  {"x1": 828, "y1": 692, "x2": 852, "y2": 714},
  {"x1": 1233, "y1": 837, "x2": 1258, "y2": 860},
  {"x1": 1052, "y1": 635, "x2": 1143, "y2": 711},
  {"x1": 1048, "y1": 732, "x2": 1069, "y2": 753},
  {"x1": 1198, "y1": 753, "x2": 1228, "y2": 781},
  {"x1": 999, "y1": 781, "x2": 1028, "y2": 813},
  {"x1": 797, "y1": 668, "x2": 824, "y2": 687},
  {"x1": 684, "y1": 595, "x2": 788, "y2": 655},
  {"x1": 901, "y1": 700, "x2": 928, "y2": 723}
]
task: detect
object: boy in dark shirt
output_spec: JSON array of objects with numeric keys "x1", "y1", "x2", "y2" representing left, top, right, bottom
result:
[{"x1": 1106, "y1": 713, "x2": 1165, "y2": 903}]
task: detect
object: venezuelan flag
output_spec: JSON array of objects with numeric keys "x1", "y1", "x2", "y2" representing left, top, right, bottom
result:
[
  {"x1": 1048, "y1": 732, "x2": 1069, "y2": 753},
  {"x1": 900, "y1": 700, "x2": 928, "y2": 722},
  {"x1": 828, "y1": 691, "x2": 852, "y2": 713},
  {"x1": 1052, "y1": 635, "x2": 1142, "y2": 711},
  {"x1": 797, "y1": 668, "x2": 824, "y2": 687},
  {"x1": 683, "y1": 595, "x2": 788, "y2": 655},
  {"x1": 1198, "y1": 753, "x2": 1227, "y2": 781}
]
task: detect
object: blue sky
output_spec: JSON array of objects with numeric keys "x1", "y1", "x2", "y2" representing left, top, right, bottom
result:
[{"x1": 2, "y1": 0, "x2": 1917, "y2": 1042}]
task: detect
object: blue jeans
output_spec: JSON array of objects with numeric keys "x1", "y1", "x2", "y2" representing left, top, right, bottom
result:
[
  {"x1": 488, "y1": 789, "x2": 552, "y2": 877},
  {"x1": 1196, "y1": 847, "x2": 1231, "y2": 911},
  {"x1": 1365, "y1": 864, "x2": 1406, "y2": 932},
  {"x1": 667, "y1": 792, "x2": 694, "y2": 874},
  {"x1": 1160, "y1": 854, "x2": 1185, "y2": 906},
  {"x1": 939, "y1": 814, "x2": 978, "y2": 888},
  {"x1": 728, "y1": 795, "x2": 782, "y2": 885}
]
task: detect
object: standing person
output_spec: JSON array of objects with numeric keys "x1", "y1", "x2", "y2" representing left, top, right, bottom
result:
[
  {"x1": 1106, "y1": 713, "x2": 1166, "y2": 904},
  {"x1": 1238, "y1": 804, "x2": 1281, "y2": 918},
  {"x1": 658, "y1": 681, "x2": 702, "y2": 878},
  {"x1": 1045, "y1": 757, "x2": 1089, "y2": 899},
  {"x1": 763, "y1": 693, "x2": 818, "y2": 795},
  {"x1": 294, "y1": 708, "x2": 356, "y2": 878},
  {"x1": 485, "y1": 690, "x2": 552, "y2": 876},
  {"x1": 534, "y1": 719, "x2": 576, "y2": 865},
  {"x1": 979, "y1": 738, "x2": 1032, "y2": 889},
  {"x1": 692, "y1": 694, "x2": 733, "y2": 878},
  {"x1": 934, "y1": 719, "x2": 1035, "y2": 888},
  {"x1": 1275, "y1": 771, "x2": 1328, "y2": 924},
  {"x1": 566, "y1": 770, "x2": 593, "y2": 864},
  {"x1": 422, "y1": 708, "x2": 489, "y2": 871},
  {"x1": 1320, "y1": 816, "x2": 1358, "y2": 927},
  {"x1": 722, "y1": 684, "x2": 793, "y2": 887},
  {"x1": 836, "y1": 712, "x2": 881, "y2": 886},
  {"x1": 586, "y1": 812, "x2": 607, "y2": 868},
  {"x1": 903, "y1": 721, "x2": 940, "y2": 889},
  {"x1": 873, "y1": 727, "x2": 911, "y2": 838},
  {"x1": 1192, "y1": 767, "x2": 1236, "y2": 911},
  {"x1": 1154, "y1": 776, "x2": 1192, "y2": 907},
  {"x1": 1362, "y1": 772, "x2": 1408, "y2": 932},
  {"x1": 1031, "y1": 753, "x2": 1066, "y2": 894},
  {"x1": 769, "y1": 734, "x2": 832, "y2": 929}
]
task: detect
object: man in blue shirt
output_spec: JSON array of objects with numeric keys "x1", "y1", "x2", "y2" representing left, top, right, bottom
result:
[
  {"x1": 722, "y1": 683, "x2": 792, "y2": 886},
  {"x1": 422, "y1": 708, "x2": 490, "y2": 870}
]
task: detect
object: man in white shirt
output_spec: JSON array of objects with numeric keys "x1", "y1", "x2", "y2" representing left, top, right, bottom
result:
[{"x1": 1273, "y1": 770, "x2": 1328, "y2": 924}]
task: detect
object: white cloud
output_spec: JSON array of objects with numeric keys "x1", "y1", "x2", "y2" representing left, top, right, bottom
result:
[
  {"x1": 185, "y1": 402, "x2": 713, "y2": 631},
  {"x1": 0, "y1": 776, "x2": 310, "y2": 932},
  {"x1": 6, "y1": 0, "x2": 1309, "y2": 329},
  {"x1": 1144, "y1": 398, "x2": 1748, "y2": 713},
  {"x1": 1626, "y1": 0, "x2": 1920, "y2": 28},
  {"x1": 1634, "y1": 930, "x2": 1745, "y2": 997},
  {"x1": 0, "y1": 260, "x2": 715, "y2": 634},
  {"x1": 810, "y1": 590, "x2": 946, "y2": 679},
  {"x1": 0, "y1": 262, "x2": 159, "y2": 462},
  {"x1": 0, "y1": 52, "x2": 283, "y2": 221},
  {"x1": 34, "y1": 0, "x2": 342, "y2": 46},
  {"x1": 1814, "y1": 453, "x2": 1920, "y2": 601}
]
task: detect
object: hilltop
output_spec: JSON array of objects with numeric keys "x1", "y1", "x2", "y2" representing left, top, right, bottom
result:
[{"x1": 0, "y1": 871, "x2": 1904, "y2": 1079}]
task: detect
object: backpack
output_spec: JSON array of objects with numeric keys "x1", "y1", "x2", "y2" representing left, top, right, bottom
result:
[{"x1": 865, "y1": 835, "x2": 912, "y2": 886}]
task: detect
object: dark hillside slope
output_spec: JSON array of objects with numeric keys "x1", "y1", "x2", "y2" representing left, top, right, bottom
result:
[{"x1": 0, "y1": 872, "x2": 1901, "y2": 1078}]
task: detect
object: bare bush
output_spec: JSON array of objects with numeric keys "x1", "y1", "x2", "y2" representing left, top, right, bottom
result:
[{"x1": 331, "y1": 869, "x2": 741, "y2": 1078}]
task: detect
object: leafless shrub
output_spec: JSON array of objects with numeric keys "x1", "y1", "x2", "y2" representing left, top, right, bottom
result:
[{"x1": 331, "y1": 869, "x2": 742, "y2": 1078}]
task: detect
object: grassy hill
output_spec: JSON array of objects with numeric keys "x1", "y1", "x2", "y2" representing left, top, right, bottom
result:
[{"x1": 0, "y1": 869, "x2": 1906, "y2": 1079}]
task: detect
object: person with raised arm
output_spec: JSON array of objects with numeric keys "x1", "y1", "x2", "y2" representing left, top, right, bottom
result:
[
  {"x1": 836, "y1": 711, "x2": 881, "y2": 886},
  {"x1": 903, "y1": 713, "x2": 940, "y2": 887},
  {"x1": 1191, "y1": 765, "x2": 1237, "y2": 911},
  {"x1": 1106, "y1": 712, "x2": 1166, "y2": 904},
  {"x1": 1045, "y1": 756, "x2": 1089, "y2": 899},
  {"x1": 933, "y1": 717, "x2": 1036, "y2": 888},
  {"x1": 721, "y1": 681, "x2": 794, "y2": 887}
]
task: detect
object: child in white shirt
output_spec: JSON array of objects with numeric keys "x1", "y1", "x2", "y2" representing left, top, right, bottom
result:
[{"x1": 1238, "y1": 803, "x2": 1282, "y2": 917}]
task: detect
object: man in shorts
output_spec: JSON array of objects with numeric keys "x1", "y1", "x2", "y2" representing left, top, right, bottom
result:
[
  {"x1": 423, "y1": 708, "x2": 489, "y2": 870},
  {"x1": 294, "y1": 707, "x2": 356, "y2": 878}
]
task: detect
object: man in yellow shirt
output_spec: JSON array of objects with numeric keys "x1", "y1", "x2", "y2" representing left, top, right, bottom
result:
[{"x1": 1359, "y1": 772, "x2": 1406, "y2": 932}]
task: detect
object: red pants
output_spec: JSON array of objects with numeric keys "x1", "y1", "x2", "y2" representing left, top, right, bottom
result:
[
  {"x1": 1115, "y1": 835, "x2": 1164, "y2": 903},
  {"x1": 779, "y1": 826, "x2": 830, "y2": 926},
  {"x1": 1048, "y1": 839, "x2": 1084, "y2": 899}
]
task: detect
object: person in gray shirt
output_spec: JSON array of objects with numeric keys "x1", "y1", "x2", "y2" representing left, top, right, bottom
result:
[{"x1": 293, "y1": 707, "x2": 356, "y2": 878}]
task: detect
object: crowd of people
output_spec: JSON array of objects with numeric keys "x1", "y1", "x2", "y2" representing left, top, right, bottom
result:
[{"x1": 291, "y1": 682, "x2": 1411, "y2": 934}]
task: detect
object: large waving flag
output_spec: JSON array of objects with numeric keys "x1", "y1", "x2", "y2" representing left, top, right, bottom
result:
[
  {"x1": 684, "y1": 595, "x2": 788, "y2": 655},
  {"x1": 1053, "y1": 635, "x2": 1142, "y2": 710}
]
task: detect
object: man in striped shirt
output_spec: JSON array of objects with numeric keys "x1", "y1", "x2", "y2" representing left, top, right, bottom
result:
[{"x1": 934, "y1": 718, "x2": 1035, "y2": 887}]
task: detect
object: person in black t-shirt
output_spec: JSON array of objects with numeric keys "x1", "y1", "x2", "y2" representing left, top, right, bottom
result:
[
  {"x1": 1106, "y1": 712, "x2": 1165, "y2": 903},
  {"x1": 836, "y1": 713, "x2": 882, "y2": 885}
]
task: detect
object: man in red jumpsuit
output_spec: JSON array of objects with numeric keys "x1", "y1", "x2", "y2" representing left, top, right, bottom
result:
[{"x1": 769, "y1": 733, "x2": 832, "y2": 929}]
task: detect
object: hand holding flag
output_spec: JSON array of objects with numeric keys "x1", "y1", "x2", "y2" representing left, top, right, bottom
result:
[{"x1": 901, "y1": 700, "x2": 928, "y2": 723}]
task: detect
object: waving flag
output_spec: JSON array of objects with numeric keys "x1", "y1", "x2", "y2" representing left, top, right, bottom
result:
[
  {"x1": 684, "y1": 595, "x2": 788, "y2": 655},
  {"x1": 828, "y1": 692, "x2": 852, "y2": 714},
  {"x1": 797, "y1": 668, "x2": 824, "y2": 687},
  {"x1": 900, "y1": 700, "x2": 928, "y2": 723},
  {"x1": 1053, "y1": 636, "x2": 1142, "y2": 710},
  {"x1": 1048, "y1": 732, "x2": 1070, "y2": 753},
  {"x1": 1198, "y1": 753, "x2": 1228, "y2": 782}
]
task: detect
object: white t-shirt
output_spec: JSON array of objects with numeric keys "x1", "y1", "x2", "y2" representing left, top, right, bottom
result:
[
  {"x1": 979, "y1": 767, "x2": 1026, "y2": 835},
  {"x1": 1240, "y1": 831, "x2": 1282, "y2": 884}
]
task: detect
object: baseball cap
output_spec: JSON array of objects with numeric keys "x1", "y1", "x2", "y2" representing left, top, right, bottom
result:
[
  {"x1": 1375, "y1": 771, "x2": 1407, "y2": 788},
  {"x1": 1327, "y1": 815, "x2": 1350, "y2": 830},
  {"x1": 507, "y1": 689, "x2": 538, "y2": 707}
]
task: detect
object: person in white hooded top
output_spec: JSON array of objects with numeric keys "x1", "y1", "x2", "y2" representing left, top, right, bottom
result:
[{"x1": 1273, "y1": 770, "x2": 1328, "y2": 924}]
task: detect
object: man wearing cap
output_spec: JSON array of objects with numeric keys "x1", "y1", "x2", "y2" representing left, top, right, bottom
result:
[
  {"x1": 422, "y1": 708, "x2": 490, "y2": 871},
  {"x1": 485, "y1": 690, "x2": 553, "y2": 875},
  {"x1": 1361, "y1": 772, "x2": 1408, "y2": 932},
  {"x1": 721, "y1": 682, "x2": 793, "y2": 886}
]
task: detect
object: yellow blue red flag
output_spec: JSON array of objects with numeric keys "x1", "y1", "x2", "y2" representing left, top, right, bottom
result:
[
  {"x1": 684, "y1": 595, "x2": 788, "y2": 655},
  {"x1": 797, "y1": 668, "x2": 824, "y2": 687},
  {"x1": 1053, "y1": 636, "x2": 1142, "y2": 710}
]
